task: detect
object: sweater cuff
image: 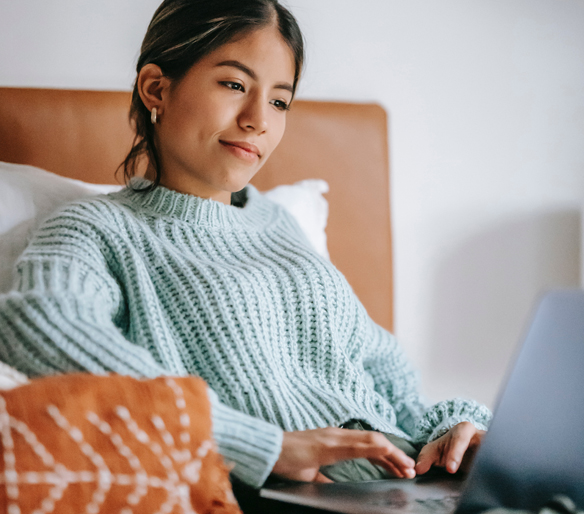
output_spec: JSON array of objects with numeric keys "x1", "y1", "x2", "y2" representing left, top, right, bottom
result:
[
  {"x1": 207, "y1": 388, "x2": 283, "y2": 488},
  {"x1": 413, "y1": 398, "x2": 492, "y2": 444}
]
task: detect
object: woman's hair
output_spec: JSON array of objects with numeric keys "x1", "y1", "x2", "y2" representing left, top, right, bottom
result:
[{"x1": 120, "y1": 0, "x2": 304, "y2": 190}]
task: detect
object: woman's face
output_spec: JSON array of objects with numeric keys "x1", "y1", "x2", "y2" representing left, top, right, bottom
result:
[{"x1": 153, "y1": 25, "x2": 296, "y2": 203}]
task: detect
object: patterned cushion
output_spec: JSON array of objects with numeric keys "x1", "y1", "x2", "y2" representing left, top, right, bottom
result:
[{"x1": 0, "y1": 373, "x2": 241, "y2": 513}]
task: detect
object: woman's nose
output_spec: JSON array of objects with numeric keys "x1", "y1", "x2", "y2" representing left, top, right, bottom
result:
[{"x1": 238, "y1": 96, "x2": 268, "y2": 133}]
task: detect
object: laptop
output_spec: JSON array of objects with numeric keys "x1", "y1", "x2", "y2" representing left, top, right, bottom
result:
[{"x1": 260, "y1": 290, "x2": 584, "y2": 513}]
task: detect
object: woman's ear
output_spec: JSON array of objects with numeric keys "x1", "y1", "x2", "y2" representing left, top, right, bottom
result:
[{"x1": 137, "y1": 63, "x2": 171, "y2": 115}]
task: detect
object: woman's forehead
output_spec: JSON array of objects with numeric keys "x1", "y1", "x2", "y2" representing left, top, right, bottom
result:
[{"x1": 197, "y1": 26, "x2": 296, "y2": 83}]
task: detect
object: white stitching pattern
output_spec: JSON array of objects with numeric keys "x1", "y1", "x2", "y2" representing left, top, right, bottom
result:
[{"x1": 0, "y1": 380, "x2": 233, "y2": 513}]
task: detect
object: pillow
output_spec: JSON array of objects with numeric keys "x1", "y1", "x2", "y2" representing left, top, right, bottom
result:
[
  {"x1": 0, "y1": 162, "x2": 330, "y2": 293},
  {"x1": 263, "y1": 179, "x2": 330, "y2": 260},
  {"x1": 0, "y1": 162, "x2": 123, "y2": 294},
  {"x1": 0, "y1": 373, "x2": 241, "y2": 513}
]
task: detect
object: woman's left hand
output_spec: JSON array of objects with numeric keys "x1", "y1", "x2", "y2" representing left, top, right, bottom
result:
[{"x1": 414, "y1": 421, "x2": 486, "y2": 475}]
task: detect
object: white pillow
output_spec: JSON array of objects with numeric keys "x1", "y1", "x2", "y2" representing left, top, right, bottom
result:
[
  {"x1": 0, "y1": 162, "x2": 329, "y2": 293},
  {"x1": 263, "y1": 179, "x2": 330, "y2": 261},
  {"x1": 0, "y1": 163, "x2": 123, "y2": 293}
]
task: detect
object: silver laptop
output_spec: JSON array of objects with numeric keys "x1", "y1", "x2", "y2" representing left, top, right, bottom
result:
[{"x1": 260, "y1": 290, "x2": 584, "y2": 513}]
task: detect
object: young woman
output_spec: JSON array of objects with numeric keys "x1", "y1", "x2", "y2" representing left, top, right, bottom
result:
[{"x1": 0, "y1": 0, "x2": 490, "y2": 489}]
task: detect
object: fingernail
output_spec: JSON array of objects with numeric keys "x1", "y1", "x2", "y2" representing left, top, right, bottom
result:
[
  {"x1": 405, "y1": 468, "x2": 416, "y2": 479},
  {"x1": 447, "y1": 460, "x2": 458, "y2": 473}
]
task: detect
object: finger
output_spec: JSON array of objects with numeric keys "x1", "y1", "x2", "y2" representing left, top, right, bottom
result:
[
  {"x1": 444, "y1": 424, "x2": 475, "y2": 474},
  {"x1": 358, "y1": 438, "x2": 416, "y2": 476},
  {"x1": 388, "y1": 447, "x2": 416, "y2": 471},
  {"x1": 320, "y1": 430, "x2": 415, "y2": 470},
  {"x1": 318, "y1": 431, "x2": 416, "y2": 479},
  {"x1": 382, "y1": 448, "x2": 416, "y2": 478},
  {"x1": 459, "y1": 429, "x2": 486, "y2": 472},
  {"x1": 369, "y1": 457, "x2": 406, "y2": 478},
  {"x1": 386, "y1": 460, "x2": 416, "y2": 478},
  {"x1": 415, "y1": 441, "x2": 440, "y2": 475}
]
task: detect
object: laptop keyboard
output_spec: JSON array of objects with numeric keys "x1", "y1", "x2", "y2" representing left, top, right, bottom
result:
[{"x1": 365, "y1": 490, "x2": 459, "y2": 513}]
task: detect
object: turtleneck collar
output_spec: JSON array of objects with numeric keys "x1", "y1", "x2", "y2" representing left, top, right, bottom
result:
[{"x1": 115, "y1": 178, "x2": 273, "y2": 229}]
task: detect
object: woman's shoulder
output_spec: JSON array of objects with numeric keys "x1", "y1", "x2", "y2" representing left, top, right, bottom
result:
[
  {"x1": 12, "y1": 193, "x2": 127, "y2": 275},
  {"x1": 41, "y1": 189, "x2": 138, "y2": 230},
  {"x1": 23, "y1": 190, "x2": 141, "y2": 265}
]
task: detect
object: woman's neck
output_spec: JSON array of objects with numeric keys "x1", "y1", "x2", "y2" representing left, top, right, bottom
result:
[{"x1": 144, "y1": 167, "x2": 232, "y2": 205}]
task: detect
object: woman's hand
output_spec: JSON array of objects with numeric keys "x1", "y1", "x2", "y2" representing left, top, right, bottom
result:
[
  {"x1": 272, "y1": 427, "x2": 416, "y2": 483},
  {"x1": 415, "y1": 421, "x2": 485, "y2": 475}
]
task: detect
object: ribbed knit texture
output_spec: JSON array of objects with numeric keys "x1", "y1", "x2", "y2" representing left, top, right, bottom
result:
[{"x1": 0, "y1": 180, "x2": 491, "y2": 486}]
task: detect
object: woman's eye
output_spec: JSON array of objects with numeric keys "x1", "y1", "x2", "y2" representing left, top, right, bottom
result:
[
  {"x1": 221, "y1": 81, "x2": 245, "y2": 92},
  {"x1": 271, "y1": 99, "x2": 290, "y2": 112}
]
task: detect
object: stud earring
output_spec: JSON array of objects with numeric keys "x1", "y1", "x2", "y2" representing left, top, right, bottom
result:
[{"x1": 151, "y1": 107, "x2": 158, "y2": 124}]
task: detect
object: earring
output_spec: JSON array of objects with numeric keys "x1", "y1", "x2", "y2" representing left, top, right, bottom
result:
[{"x1": 151, "y1": 107, "x2": 158, "y2": 124}]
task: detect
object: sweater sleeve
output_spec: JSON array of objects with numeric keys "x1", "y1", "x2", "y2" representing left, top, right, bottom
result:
[
  {"x1": 0, "y1": 242, "x2": 282, "y2": 487},
  {"x1": 207, "y1": 388, "x2": 283, "y2": 488},
  {"x1": 363, "y1": 321, "x2": 492, "y2": 444},
  {"x1": 0, "y1": 256, "x2": 169, "y2": 378}
]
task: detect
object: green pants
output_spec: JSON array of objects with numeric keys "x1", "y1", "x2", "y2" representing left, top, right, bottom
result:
[{"x1": 320, "y1": 420, "x2": 421, "y2": 482}]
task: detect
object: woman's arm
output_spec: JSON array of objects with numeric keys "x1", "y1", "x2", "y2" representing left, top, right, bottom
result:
[
  {"x1": 0, "y1": 257, "x2": 169, "y2": 377},
  {"x1": 208, "y1": 389, "x2": 283, "y2": 487},
  {"x1": 0, "y1": 210, "x2": 293, "y2": 486}
]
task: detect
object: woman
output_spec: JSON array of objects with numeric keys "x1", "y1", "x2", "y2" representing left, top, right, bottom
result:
[{"x1": 0, "y1": 0, "x2": 490, "y2": 489}]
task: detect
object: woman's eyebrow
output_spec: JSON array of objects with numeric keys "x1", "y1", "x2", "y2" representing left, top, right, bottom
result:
[{"x1": 215, "y1": 60, "x2": 293, "y2": 93}]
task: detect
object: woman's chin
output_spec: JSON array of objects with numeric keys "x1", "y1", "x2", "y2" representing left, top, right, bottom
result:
[{"x1": 225, "y1": 168, "x2": 261, "y2": 192}]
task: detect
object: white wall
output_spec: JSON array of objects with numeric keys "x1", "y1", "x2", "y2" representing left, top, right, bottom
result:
[{"x1": 1, "y1": 0, "x2": 583, "y2": 408}]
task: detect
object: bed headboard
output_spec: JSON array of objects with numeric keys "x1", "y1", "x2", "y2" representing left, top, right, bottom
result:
[{"x1": 0, "y1": 87, "x2": 393, "y2": 331}]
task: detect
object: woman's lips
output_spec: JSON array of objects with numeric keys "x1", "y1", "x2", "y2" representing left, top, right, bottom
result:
[{"x1": 219, "y1": 140, "x2": 261, "y2": 162}]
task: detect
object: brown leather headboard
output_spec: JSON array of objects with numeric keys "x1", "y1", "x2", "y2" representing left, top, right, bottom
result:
[{"x1": 0, "y1": 87, "x2": 393, "y2": 330}]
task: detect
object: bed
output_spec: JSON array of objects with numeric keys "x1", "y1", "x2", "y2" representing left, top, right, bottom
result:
[{"x1": 0, "y1": 87, "x2": 393, "y2": 513}]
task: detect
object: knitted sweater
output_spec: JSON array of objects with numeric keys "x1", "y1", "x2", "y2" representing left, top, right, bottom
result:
[{"x1": 0, "y1": 181, "x2": 491, "y2": 487}]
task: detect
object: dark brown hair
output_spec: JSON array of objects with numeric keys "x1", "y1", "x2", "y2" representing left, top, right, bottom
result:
[{"x1": 119, "y1": 0, "x2": 304, "y2": 191}]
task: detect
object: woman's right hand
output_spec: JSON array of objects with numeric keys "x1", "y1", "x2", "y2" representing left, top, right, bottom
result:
[{"x1": 271, "y1": 427, "x2": 416, "y2": 483}]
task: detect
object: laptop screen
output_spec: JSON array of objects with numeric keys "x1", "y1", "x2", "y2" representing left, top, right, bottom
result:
[{"x1": 457, "y1": 290, "x2": 584, "y2": 512}]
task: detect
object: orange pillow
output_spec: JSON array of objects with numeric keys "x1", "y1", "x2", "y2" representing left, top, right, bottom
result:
[{"x1": 0, "y1": 373, "x2": 241, "y2": 514}]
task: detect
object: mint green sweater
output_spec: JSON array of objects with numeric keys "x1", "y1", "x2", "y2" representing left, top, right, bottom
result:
[{"x1": 0, "y1": 181, "x2": 491, "y2": 487}]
